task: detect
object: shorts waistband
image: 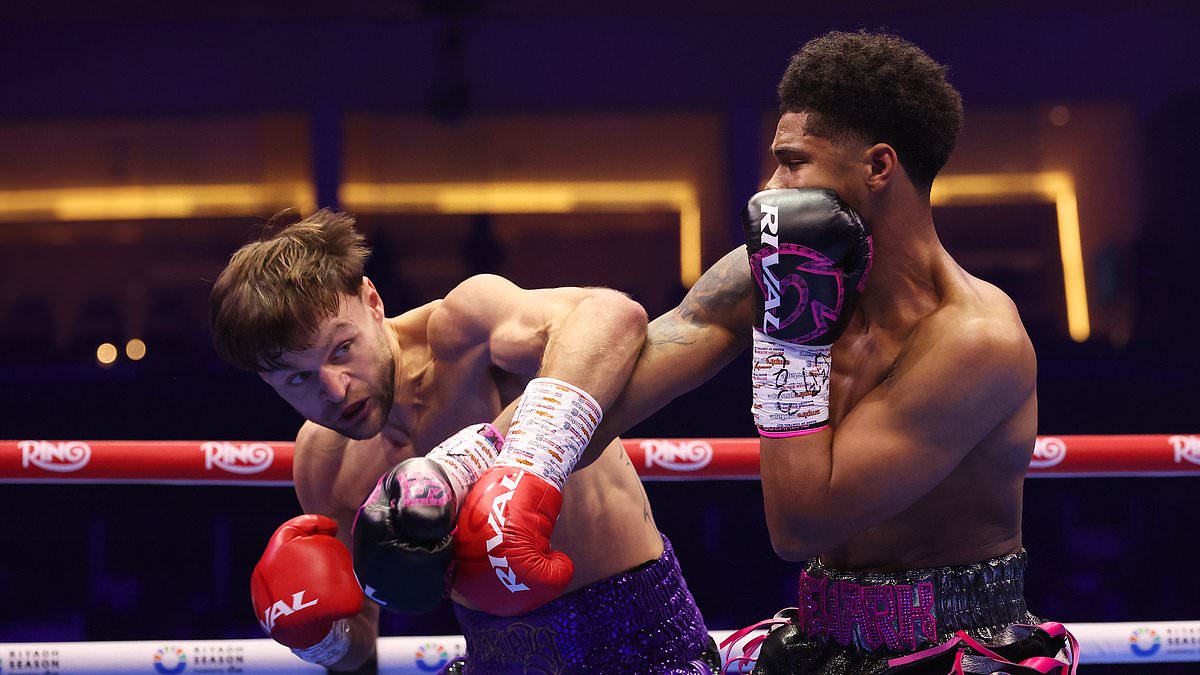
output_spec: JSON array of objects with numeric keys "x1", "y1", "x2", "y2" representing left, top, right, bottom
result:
[{"x1": 797, "y1": 549, "x2": 1030, "y2": 654}]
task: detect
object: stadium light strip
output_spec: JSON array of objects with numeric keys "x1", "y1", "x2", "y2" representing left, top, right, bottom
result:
[
  {"x1": 932, "y1": 171, "x2": 1089, "y2": 342},
  {"x1": 0, "y1": 172, "x2": 1085, "y2": 342},
  {"x1": 341, "y1": 181, "x2": 703, "y2": 287}
]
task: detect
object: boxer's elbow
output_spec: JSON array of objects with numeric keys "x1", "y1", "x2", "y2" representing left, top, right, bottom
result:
[
  {"x1": 765, "y1": 505, "x2": 849, "y2": 561},
  {"x1": 769, "y1": 534, "x2": 817, "y2": 562},
  {"x1": 767, "y1": 520, "x2": 834, "y2": 562},
  {"x1": 588, "y1": 289, "x2": 648, "y2": 340}
]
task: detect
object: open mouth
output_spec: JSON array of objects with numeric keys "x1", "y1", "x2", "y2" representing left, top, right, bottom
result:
[{"x1": 340, "y1": 399, "x2": 368, "y2": 422}]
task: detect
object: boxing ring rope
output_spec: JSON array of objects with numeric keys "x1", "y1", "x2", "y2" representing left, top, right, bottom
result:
[
  {"x1": 3, "y1": 622, "x2": 1199, "y2": 674},
  {"x1": 4, "y1": 434, "x2": 1199, "y2": 672},
  {"x1": 4, "y1": 434, "x2": 1200, "y2": 484}
]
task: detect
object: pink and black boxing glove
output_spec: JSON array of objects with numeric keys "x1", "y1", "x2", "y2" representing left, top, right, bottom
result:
[
  {"x1": 352, "y1": 424, "x2": 503, "y2": 614},
  {"x1": 743, "y1": 188, "x2": 872, "y2": 435}
]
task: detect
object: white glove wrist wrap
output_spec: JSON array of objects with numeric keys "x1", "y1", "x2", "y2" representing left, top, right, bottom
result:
[
  {"x1": 497, "y1": 377, "x2": 602, "y2": 490},
  {"x1": 290, "y1": 618, "x2": 351, "y2": 667},
  {"x1": 751, "y1": 329, "x2": 831, "y2": 436},
  {"x1": 427, "y1": 424, "x2": 504, "y2": 508}
]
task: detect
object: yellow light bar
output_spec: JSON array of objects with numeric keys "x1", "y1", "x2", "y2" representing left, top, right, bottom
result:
[
  {"x1": 0, "y1": 183, "x2": 316, "y2": 222},
  {"x1": 931, "y1": 172, "x2": 1089, "y2": 342},
  {"x1": 342, "y1": 181, "x2": 703, "y2": 286}
]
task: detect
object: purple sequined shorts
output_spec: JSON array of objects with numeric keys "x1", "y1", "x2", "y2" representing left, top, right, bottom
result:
[
  {"x1": 445, "y1": 534, "x2": 718, "y2": 674},
  {"x1": 749, "y1": 550, "x2": 1077, "y2": 674}
]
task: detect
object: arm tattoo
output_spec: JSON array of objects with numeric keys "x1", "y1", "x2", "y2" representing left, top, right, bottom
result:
[
  {"x1": 648, "y1": 317, "x2": 696, "y2": 346},
  {"x1": 648, "y1": 248, "x2": 754, "y2": 346},
  {"x1": 678, "y1": 248, "x2": 755, "y2": 329}
]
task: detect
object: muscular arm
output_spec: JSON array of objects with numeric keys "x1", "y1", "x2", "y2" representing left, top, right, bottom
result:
[
  {"x1": 293, "y1": 422, "x2": 380, "y2": 672},
  {"x1": 761, "y1": 312, "x2": 1036, "y2": 560},
  {"x1": 432, "y1": 273, "x2": 649, "y2": 411},
  {"x1": 579, "y1": 247, "x2": 757, "y2": 465}
]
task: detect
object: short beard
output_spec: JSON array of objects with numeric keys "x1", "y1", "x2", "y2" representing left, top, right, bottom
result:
[{"x1": 343, "y1": 329, "x2": 397, "y2": 440}]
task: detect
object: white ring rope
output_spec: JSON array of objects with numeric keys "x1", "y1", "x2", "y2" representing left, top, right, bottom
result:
[{"x1": 3, "y1": 622, "x2": 1198, "y2": 673}]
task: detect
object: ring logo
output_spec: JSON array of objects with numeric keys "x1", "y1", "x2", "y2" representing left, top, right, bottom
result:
[
  {"x1": 1030, "y1": 437, "x2": 1066, "y2": 469},
  {"x1": 153, "y1": 645, "x2": 188, "y2": 673},
  {"x1": 202, "y1": 442, "x2": 274, "y2": 474},
  {"x1": 641, "y1": 440, "x2": 713, "y2": 472},
  {"x1": 414, "y1": 643, "x2": 450, "y2": 672},
  {"x1": 1129, "y1": 628, "x2": 1161, "y2": 657},
  {"x1": 1169, "y1": 436, "x2": 1200, "y2": 465},
  {"x1": 19, "y1": 440, "x2": 91, "y2": 472}
]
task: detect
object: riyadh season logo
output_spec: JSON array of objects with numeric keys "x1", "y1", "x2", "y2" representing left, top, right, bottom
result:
[
  {"x1": 5, "y1": 649, "x2": 60, "y2": 673},
  {"x1": 188, "y1": 645, "x2": 245, "y2": 673},
  {"x1": 1169, "y1": 435, "x2": 1200, "y2": 465},
  {"x1": 1030, "y1": 437, "x2": 1066, "y2": 469},
  {"x1": 640, "y1": 440, "x2": 714, "y2": 472},
  {"x1": 1129, "y1": 628, "x2": 1161, "y2": 657},
  {"x1": 414, "y1": 643, "x2": 451, "y2": 672},
  {"x1": 201, "y1": 442, "x2": 274, "y2": 474},
  {"x1": 153, "y1": 645, "x2": 188, "y2": 674},
  {"x1": 19, "y1": 440, "x2": 92, "y2": 472}
]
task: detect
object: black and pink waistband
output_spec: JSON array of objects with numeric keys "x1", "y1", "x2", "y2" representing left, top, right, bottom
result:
[
  {"x1": 797, "y1": 549, "x2": 1031, "y2": 654},
  {"x1": 722, "y1": 550, "x2": 1077, "y2": 674}
]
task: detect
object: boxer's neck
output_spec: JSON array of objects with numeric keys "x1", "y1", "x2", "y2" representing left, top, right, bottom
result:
[
  {"x1": 381, "y1": 313, "x2": 434, "y2": 436},
  {"x1": 856, "y1": 194, "x2": 948, "y2": 330}
]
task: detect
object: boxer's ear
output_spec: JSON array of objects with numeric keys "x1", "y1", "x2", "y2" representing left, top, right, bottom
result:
[
  {"x1": 361, "y1": 277, "x2": 385, "y2": 320},
  {"x1": 863, "y1": 143, "x2": 898, "y2": 192}
]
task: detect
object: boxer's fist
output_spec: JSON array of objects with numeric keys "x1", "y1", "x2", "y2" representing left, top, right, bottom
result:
[
  {"x1": 453, "y1": 379, "x2": 599, "y2": 616},
  {"x1": 352, "y1": 457, "x2": 458, "y2": 614},
  {"x1": 453, "y1": 465, "x2": 573, "y2": 616},
  {"x1": 250, "y1": 515, "x2": 362, "y2": 650},
  {"x1": 744, "y1": 188, "x2": 872, "y2": 346}
]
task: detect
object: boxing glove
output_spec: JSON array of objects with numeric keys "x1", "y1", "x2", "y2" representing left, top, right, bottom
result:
[
  {"x1": 353, "y1": 424, "x2": 503, "y2": 613},
  {"x1": 744, "y1": 189, "x2": 872, "y2": 435},
  {"x1": 250, "y1": 514, "x2": 362, "y2": 666},
  {"x1": 454, "y1": 378, "x2": 602, "y2": 616}
]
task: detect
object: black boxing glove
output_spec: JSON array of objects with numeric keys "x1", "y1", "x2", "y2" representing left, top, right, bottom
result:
[
  {"x1": 743, "y1": 188, "x2": 872, "y2": 436},
  {"x1": 351, "y1": 424, "x2": 502, "y2": 614},
  {"x1": 751, "y1": 609, "x2": 823, "y2": 675}
]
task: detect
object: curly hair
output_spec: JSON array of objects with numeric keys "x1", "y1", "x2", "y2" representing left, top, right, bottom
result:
[
  {"x1": 778, "y1": 30, "x2": 964, "y2": 189},
  {"x1": 209, "y1": 209, "x2": 371, "y2": 371}
]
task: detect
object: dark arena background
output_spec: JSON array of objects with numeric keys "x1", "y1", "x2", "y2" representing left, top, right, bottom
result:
[{"x1": 2, "y1": 2, "x2": 1199, "y2": 673}]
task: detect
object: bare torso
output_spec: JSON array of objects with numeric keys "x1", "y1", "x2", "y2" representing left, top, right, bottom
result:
[
  {"x1": 296, "y1": 301, "x2": 663, "y2": 602},
  {"x1": 821, "y1": 257, "x2": 1036, "y2": 571}
]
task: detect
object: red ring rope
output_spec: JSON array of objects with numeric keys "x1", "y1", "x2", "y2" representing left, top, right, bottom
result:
[{"x1": 2, "y1": 434, "x2": 1198, "y2": 484}]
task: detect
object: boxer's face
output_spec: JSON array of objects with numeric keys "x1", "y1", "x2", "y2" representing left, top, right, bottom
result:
[
  {"x1": 258, "y1": 281, "x2": 396, "y2": 440},
  {"x1": 766, "y1": 111, "x2": 870, "y2": 213}
]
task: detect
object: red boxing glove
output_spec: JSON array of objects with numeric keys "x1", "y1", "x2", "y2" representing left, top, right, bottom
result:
[
  {"x1": 453, "y1": 378, "x2": 602, "y2": 616},
  {"x1": 454, "y1": 465, "x2": 572, "y2": 616},
  {"x1": 250, "y1": 515, "x2": 363, "y2": 664}
]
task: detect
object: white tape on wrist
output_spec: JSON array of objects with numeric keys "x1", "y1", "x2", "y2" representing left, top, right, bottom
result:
[
  {"x1": 751, "y1": 329, "x2": 831, "y2": 436},
  {"x1": 291, "y1": 618, "x2": 351, "y2": 667},
  {"x1": 498, "y1": 377, "x2": 603, "y2": 489},
  {"x1": 427, "y1": 423, "x2": 504, "y2": 506}
]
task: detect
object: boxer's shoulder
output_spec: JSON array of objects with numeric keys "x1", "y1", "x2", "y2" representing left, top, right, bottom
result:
[
  {"x1": 896, "y1": 284, "x2": 1035, "y2": 402},
  {"x1": 427, "y1": 277, "x2": 505, "y2": 356},
  {"x1": 295, "y1": 422, "x2": 348, "y2": 472},
  {"x1": 293, "y1": 423, "x2": 350, "y2": 512}
]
